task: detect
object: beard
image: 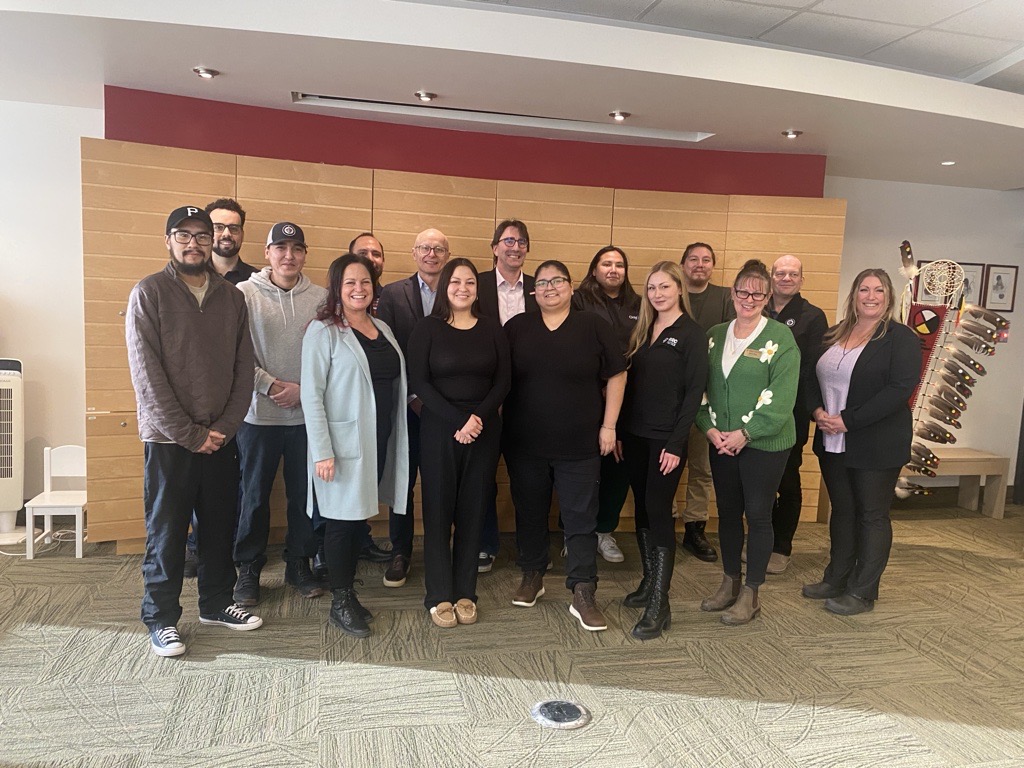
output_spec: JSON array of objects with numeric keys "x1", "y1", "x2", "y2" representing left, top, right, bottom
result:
[
  {"x1": 171, "y1": 252, "x2": 210, "y2": 276},
  {"x1": 214, "y1": 238, "x2": 241, "y2": 259}
]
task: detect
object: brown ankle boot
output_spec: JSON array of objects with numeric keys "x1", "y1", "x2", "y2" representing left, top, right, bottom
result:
[
  {"x1": 701, "y1": 573, "x2": 741, "y2": 612},
  {"x1": 721, "y1": 585, "x2": 760, "y2": 625}
]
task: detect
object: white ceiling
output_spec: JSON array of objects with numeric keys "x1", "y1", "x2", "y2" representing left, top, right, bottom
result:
[{"x1": 3, "y1": 0, "x2": 1024, "y2": 190}]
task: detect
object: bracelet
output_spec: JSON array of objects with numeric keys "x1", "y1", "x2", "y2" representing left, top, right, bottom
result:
[
  {"x1": 740, "y1": 428, "x2": 751, "y2": 442},
  {"x1": 601, "y1": 425, "x2": 616, "y2": 430}
]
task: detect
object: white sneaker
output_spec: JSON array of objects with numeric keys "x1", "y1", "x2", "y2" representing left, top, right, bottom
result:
[{"x1": 597, "y1": 533, "x2": 625, "y2": 563}]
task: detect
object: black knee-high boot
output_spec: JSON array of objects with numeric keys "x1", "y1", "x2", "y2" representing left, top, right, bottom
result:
[
  {"x1": 632, "y1": 546, "x2": 674, "y2": 640},
  {"x1": 623, "y1": 528, "x2": 655, "y2": 608}
]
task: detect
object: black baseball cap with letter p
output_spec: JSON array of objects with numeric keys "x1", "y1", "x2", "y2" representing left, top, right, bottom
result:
[{"x1": 166, "y1": 205, "x2": 214, "y2": 234}]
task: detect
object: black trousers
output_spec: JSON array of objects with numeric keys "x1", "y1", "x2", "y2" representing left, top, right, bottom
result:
[
  {"x1": 710, "y1": 446, "x2": 789, "y2": 588},
  {"x1": 596, "y1": 451, "x2": 631, "y2": 534},
  {"x1": 506, "y1": 453, "x2": 600, "y2": 591},
  {"x1": 419, "y1": 410, "x2": 502, "y2": 609},
  {"x1": 820, "y1": 453, "x2": 901, "y2": 600},
  {"x1": 622, "y1": 432, "x2": 687, "y2": 550},
  {"x1": 140, "y1": 440, "x2": 239, "y2": 629},
  {"x1": 388, "y1": 407, "x2": 419, "y2": 558},
  {"x1": 771, "y1": 438, "x2": 806, "y2": 556}
]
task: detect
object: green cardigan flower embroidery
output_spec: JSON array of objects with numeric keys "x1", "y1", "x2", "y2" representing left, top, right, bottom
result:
[{"x1": 759, "y1": 340, "x2": 778, "y2": 362}]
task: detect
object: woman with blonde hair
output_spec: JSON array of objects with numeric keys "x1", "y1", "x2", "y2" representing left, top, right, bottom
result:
[
  {"x1": 618, "y1": 261, "x2": 707, "y2": 639},
  {"x1": 803, "y1": 268, "x2": 920, "y2": 615},
  {"x1": 696, "y1": 259, "x2": 799, "y2": 625}
]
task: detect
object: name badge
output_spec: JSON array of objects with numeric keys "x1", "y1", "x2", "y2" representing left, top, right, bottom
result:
[{"x1": 742, "y1": 348, "x2": 762, "y2": 359}]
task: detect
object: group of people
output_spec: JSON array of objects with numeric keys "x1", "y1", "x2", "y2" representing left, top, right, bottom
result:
[{"x1": 126, "y1": 200, "x2": 921, "y2": 657}]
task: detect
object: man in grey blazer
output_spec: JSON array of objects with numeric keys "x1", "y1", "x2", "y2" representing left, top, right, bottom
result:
[{"x1": 375, "y1": 228, "x2": 451, "y2": 587}]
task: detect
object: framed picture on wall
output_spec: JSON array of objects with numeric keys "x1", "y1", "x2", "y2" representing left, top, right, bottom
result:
[
  {"x1": 959, "y1": 262, "x2": 986, "y2": 306},
  {"x1": 914, "y1": 260, "x2": 942, "y2": 304},
  {"x1": 984, "y1": 264, "x2": 1018, "y2": 312}
]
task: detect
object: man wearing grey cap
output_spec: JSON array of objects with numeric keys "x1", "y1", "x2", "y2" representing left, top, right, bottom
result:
[
  {"x1": 231, "y1": 222, "x2": 328, "y2": 605},
  {"x1": 126, "y1": 205, "x2": 263, "y2": 657}
]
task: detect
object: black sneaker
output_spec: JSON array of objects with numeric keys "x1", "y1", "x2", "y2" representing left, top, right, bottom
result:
[
  {"x1": 233, "y1": 562, "x2": 261, "y2": 606},
  {"x1": 199, "y1": 604, "x2": 263, "y2": 631},
  {"x1": 150, "y1": 625, "x2": 186, "y2": 657},
  {"x1": 477, "y1": 552, "x2": 495, "y2": 573},
  {"x1": 183, "y1": 548, "x2": 199, "y2": 579},
  {"x1": 383, "y1": 554, "x2": 409, "y2": 588},
  {"x1": 285, "y1": 558, "x2": 325, "y2": 599}
]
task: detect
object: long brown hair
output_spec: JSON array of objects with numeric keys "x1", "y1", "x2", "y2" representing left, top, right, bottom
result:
[
  {"x1": 577, "y1": 245, "x2": 640, "y2": 310},
  {"x1": 430, "y1": 258, "x2": 481, "y2": 320},
  {"x1": 315, "y1": 253, "x2": 376, "y2": 327},
  {"x1": 825, "y1": 268, "x2": 897, "y2": 345},
  {"x1": 626, "y1": 261, "x2": 692, "y2": 360}
]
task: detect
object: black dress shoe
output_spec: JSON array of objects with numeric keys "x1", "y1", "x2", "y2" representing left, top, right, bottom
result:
[
  {"x1": 359, "y1": 541, "x2": 393, "y2": 563},
  {"x1": 801, "y1": 581, "x2": 844, "y2": 600},
  {"x1": 681, "y1": 522, "x2": 718, "y2": 562},
  {"x1": 824, "y1": 594, "x2": 874, "y2": 616},
  {"x1": 183, "y1": 548, "x2": 199, "y2": 579}
]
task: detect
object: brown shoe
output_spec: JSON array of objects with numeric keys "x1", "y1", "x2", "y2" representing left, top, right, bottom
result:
[
  {"x1": 512, "y1": 571, "x2": 545, "y2": 607},
  {"x1": 766, "y1": 552, "x2": 791, "y2": 574},
  {"x1": 383, "y1": 554, "x2": 409, "y2": 588},
  {"x1": 721, "y1": 585, "x2": 760, "y2": 625},
  {"x1": 454, "y1": 598, "x2": 478, "y2": 625},
  {"x1": 569, "y1": 582, "x2": 607, "y2": 631},
  {"x1": 701, "y1": 573, "x2": 741, "y2": 612},
  {"x1": 429, "y1": 601, "x2": 458, "y2": 628}
]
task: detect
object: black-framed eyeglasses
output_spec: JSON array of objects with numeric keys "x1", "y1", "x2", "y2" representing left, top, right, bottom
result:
[
  {"x1": 170, "y1": 230, "x2": 213, "y2": 246},
  {"x1": 734, "y1": 289, "x2": 768, "y2": 301},
  {"x1": 535, "y1": 276, "x2": 570, "y2": 289},
  {"x1": 213, "y1": 224, "x2": 242, "y2": 235},
  {"x1": 500, "y1": 237, "x2": 528, "y2": 248},
  {"x1": 414, "y1": 244, "x2": 449, "y2": 256}
]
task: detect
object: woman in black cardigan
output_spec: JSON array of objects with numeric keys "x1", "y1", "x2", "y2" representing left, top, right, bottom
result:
[{"x1": 802, "y1": 268, "x2": 922, "y2": 615}]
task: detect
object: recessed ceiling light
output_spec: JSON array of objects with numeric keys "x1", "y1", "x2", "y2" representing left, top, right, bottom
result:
[
  {"x1": 609, "y1": 110, "x2": 631, "y2": 122},
  {"x1": 192, "y1": 66, "x2": 220, "y2": 80},
  {"x1": 782, "y1": 130, "x2": 803, "y2": 139},
  {"x1": 415, "y1": 90, "x2": 437, "y2": 102},
  {"x1": 941, "y1": 161, "x2": 956, "y2": 166}
]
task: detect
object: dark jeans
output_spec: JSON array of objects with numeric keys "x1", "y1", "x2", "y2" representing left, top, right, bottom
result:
[
  {"x1": 480, "y1": 459, "x2": 502, "y2": 557},
  {"x1": 597, "y1": 451, "x2": 631, "y2": 534},
  {"x1": 772, "y1": 429, "x2": 809, "y2": 557},
  {"x1": 506, "y1": 453, "x2": 600, "y2": 591},
  {"x1": 388, "y1": 407, "x2": 419, "y2": 559},
  {"x1": 820, "y1": 453, "x2": 901, "y2": 600},
  {"x1": 420, "y1": 411, "x2": 501, "y2": 609},
  {"x1": 323, "y1": 518, "x2": 362, "y2": 591},
  {"x1": 233, "y1": 422, "x2": 317, "y2": 567},
  {"x1": 622, "y1": 433, "x2": 687, "y2": 550},
  {"x1": 710, "y1": 446, "x2": 789, "y2": 588},
  {"x1": 140, "y1": 440, "x2": 239, "y2": 629}
]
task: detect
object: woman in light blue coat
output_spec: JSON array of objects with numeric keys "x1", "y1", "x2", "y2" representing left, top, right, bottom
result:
[{"x1": 301, "y1": 254, "x2": 409, "y2": 638}]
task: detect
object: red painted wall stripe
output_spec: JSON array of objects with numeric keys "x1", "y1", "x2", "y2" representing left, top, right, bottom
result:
[{"x1": 105, "y1": 86, "x2": 826, "y2": 197}]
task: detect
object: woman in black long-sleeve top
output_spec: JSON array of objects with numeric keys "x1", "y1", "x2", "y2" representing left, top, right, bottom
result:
[
  {"x1": 618, "y1": 261, "x2": 708, "y2": 640},
  {"x1": 408, "y1": 258, "x2": 511, "y2": 628},
  {"x1": 802, "y1": 268, "x2": 921, "y2": 615}
]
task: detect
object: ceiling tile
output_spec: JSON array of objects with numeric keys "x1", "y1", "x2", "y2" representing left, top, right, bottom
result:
[
  {"x1": 866, "y1": 28, "x2": 1019, "y2": 76},
  {"x1": 760, "y1": 13, "x2": 915, "y2": 57},
  {"x1": 977, "y1": 58, "x2": 1024, "y2": 93},
  {"x1": 810, "y1": 0, "x2": 983, "y2": 28},
  {"x1": 935, "y1": 0, "x2": 1024, "y2": 40},
  {"x1": 640, "y1": 0, "x2": 797, "y2": 38},
  {"x1": 508, "y1": 0, "x2": 656, "y2": 21}
]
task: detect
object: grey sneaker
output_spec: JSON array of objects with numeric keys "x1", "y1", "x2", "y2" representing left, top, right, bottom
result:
[{"x1": 596, "y1": 533, "x2": 625, "y2": 563}]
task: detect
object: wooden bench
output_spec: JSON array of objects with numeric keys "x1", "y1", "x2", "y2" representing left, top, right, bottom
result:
[{"x1": 910, "y1": 446, "x2": 1010, "y2": 519}]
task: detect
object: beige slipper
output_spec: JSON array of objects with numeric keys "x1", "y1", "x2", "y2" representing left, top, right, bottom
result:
[
  {"x1": 429, "y1": 602, "x2": 457, "y2": 628},
  {"x1": 454, "y1": 598, "x2": 478, "y2": 625}
]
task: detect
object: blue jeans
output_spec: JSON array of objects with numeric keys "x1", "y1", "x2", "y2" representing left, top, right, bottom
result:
[
  {"x1": 141, "y1": 441, "x2": 239, "y2": 629},
  {"x1": 233, "y1": 422, "x2": 317, "y2": 566}
]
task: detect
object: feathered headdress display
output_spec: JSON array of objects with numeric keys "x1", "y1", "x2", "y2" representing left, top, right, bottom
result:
[{"x1": 895, "y1": 241, "x2": 1010, "y2": 499}]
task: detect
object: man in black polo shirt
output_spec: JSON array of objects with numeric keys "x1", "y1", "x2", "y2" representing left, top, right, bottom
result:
[{"x1": 765, "y1": 255, "x2": 827, "y2": 573}]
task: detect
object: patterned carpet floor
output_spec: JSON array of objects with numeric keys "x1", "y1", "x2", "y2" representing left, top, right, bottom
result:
[{"x1": 1, "y1": 493, "x2": 1022, "y2": 767}]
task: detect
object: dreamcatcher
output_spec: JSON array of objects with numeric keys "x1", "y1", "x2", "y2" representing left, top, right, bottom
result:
[{"x1": 895, "y1": 241, "x2": 1010, "y2": 499}]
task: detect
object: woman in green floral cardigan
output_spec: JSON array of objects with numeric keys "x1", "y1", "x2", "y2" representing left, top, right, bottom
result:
[{"x1": 695, "y1": 259, "x2": 800, "y2": 625}]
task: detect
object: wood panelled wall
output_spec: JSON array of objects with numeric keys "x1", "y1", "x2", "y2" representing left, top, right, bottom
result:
[{"x1": 82, "y1": 139, "x2": 845, "y2": 552}]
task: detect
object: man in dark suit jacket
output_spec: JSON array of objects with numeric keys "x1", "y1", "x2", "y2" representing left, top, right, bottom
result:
[
  {"x1": 475, "y1": 219, "x2": 539, "y2": 571},
  {"x1": 375, "y1": 228, "x2": 451, "y2": 587}
]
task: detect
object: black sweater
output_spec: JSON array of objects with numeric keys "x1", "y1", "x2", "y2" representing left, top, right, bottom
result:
[
  {"x1": 407, "y1": 316, "x2": 511, "y2": 431},
  {"x1": 619, "y1": 314, "x2": 708, "y2": 455}
]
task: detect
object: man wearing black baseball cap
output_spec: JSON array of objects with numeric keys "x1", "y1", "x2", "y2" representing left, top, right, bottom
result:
[{"x1": 126, "y1": 204, "x2": 263, "y2": 657}]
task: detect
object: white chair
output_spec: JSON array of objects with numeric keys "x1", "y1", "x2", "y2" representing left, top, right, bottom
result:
[{"x1": 24, "y1": 445, "x2": 88, "y2": 559}]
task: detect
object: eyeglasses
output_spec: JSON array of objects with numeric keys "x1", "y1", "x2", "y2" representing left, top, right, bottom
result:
[
  {"x1": 535, "y1": 276, "x2": 571, "y2": 289},
  {"x1": 414, "y1": 244, "x2": 449, "y2": 257},
  {"x1": 212, "y1": 224, "x2": 242, "y2": 235},
  {"x1": 734, "y1": 289, "x2": 768, "y2": 301},
  {"x1": 170, "y1": 230, "x2": 213, "y2": 246},
  {"x1": 499, "y1": 237, "x2": 528, "y2": 248}
]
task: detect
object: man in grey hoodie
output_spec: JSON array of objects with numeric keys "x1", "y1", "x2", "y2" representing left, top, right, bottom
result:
[{"x1": 232, "y1": 222, "x2": 328, "y2": 605}]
